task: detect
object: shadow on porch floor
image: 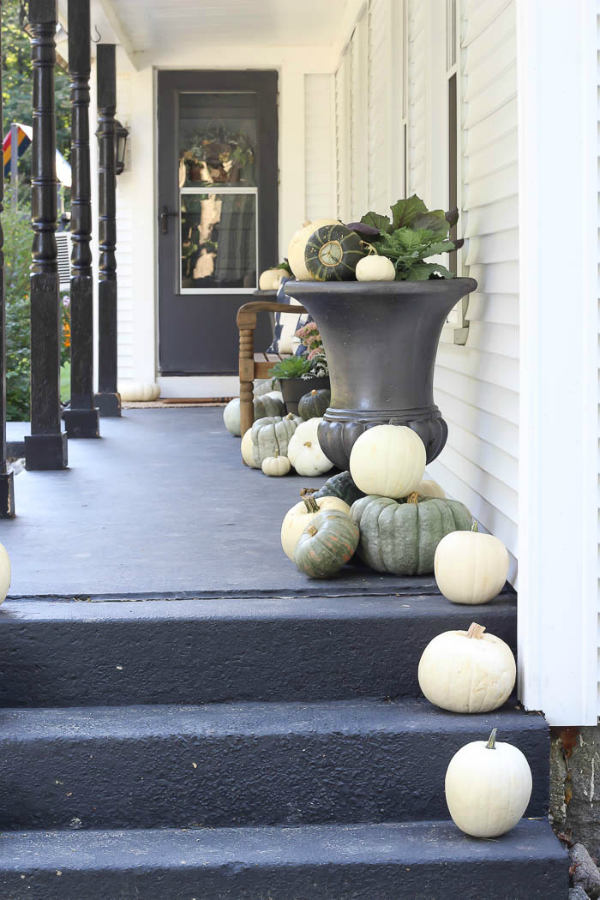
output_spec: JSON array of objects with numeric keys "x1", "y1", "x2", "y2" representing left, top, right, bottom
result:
[{"x1": 0, "y1": 408, "x2": 440, "y2": 599}]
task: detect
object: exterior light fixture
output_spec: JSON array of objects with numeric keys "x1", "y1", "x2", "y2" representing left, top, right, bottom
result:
[{"x1": 115, "y1": 120, "x2": 129, "y2": 175}]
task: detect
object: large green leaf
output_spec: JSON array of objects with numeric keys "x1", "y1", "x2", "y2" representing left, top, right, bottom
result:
[
  {"x1": 424, "y1": 240, "x2": 455, "y2": 256},
  {"x1": 406, "y1": 262, "x2": 453, "y2": 281},
  {"x1": 360, "y1": 211, "x2": 392, "y2": 233},
  {"x1": 390, "y1": 195, "x2": 428, "y2": 230},
  {"x1": 412, "y1": 210, "x2": 450, "y2": 234}
]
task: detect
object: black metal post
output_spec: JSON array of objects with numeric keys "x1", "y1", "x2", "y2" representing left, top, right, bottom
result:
[
  {"x1": 63, "y1": 0, "x2": 99, "y2": 438},
  {"x1": 24, "y1": 0, "x2": 68, "y2": 470},
  {"x1": 0, "y1": 12, "x2": 15, "y2": 515},
  {"x1": 94, "y1": 44, "x2": 120, "y2": 417}
]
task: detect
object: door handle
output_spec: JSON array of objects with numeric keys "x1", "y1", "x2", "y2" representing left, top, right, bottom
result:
[{"x1": 160, "y1": 206, "x2": 179, "y2": 235}]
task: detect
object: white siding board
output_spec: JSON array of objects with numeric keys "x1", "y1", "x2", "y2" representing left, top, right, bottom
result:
[
  {"x1": 465, "y1": 98, "x2": 519, "y2": 154},
  {"x1": 304, "y1": 74, "x2": 335, "y2": 220},
  {"x1": 407, "y1": 0, "x2": 428, "y2": 199},
  {"x1": 463, "y1": 195, "x2": 519, "y2": 238},
  {"x1": 437, "y1": 342, "x2": 519, "y2": 393},
  {"x1": 434, "y1": 367, "x2": 519, "y2": 423},
  {"x1": 467, "y1": 132, "x2": 518, "y2": 182}
]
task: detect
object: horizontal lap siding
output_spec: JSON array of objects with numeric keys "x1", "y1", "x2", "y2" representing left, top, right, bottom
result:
[
  {"x1": 305, "y1": 75, "x2": 335, "y2": 221},
  {"x1": 428, "y1": 0, "x2": 520, "y2": 573},
  {"x1": 115, "y1": 72, "x2": 135, "y2": 381},
  {"x1": 368, "y1": 0, "x2": 393, "y2": 213},
  {"x1": 407, "y1": 0, "x2": 427, "y2": 199}
]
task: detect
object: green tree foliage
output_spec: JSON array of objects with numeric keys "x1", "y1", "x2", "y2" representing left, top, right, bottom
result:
[
  {"x1": 4, "y1": 206, "x2": 31, "y2": 420},
  {"x1": 2, "y1": 0, "x2": 71, "y2": 193}
]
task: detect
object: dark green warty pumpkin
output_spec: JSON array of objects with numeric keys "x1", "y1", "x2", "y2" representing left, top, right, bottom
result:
[
  {"x1": 351, "y1": 493, "x2": 473, "y2": 575},
  {"x1": 298, "y1": 388, "x2": 331, "y2": 420},
  {"x1": 304, "y1": 224, "x2": 365, "y2": 281},
  {"x1": 315, "y1": 470, "x2": 364, "y2": 506},
  {"x1": 294, "y1": 508, "x2": 360, "y2": 578}
]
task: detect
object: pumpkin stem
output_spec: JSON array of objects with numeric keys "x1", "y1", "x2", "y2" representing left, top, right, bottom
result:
[
  {"x1": 307, "y1": 525, "x2": 318, "y2": 537},
  {"x1": 486, "y1": 728, "x2": 498, "y2": 750},
  {"x1": 311, "y1": 390, "x2": 317, "y2": 396},
  {"x1": 300, "y1": 488, "x2": 320, "y2": 513},
  {"x1": 471, "y1": 520, "x2": 479, "y2": 532},
  {"x1": 467, "y1": 623, "x2": 486, "y2": 640},
  {"x1": 407, "y1": 492, "x2": 420, "y2": 505},
  {"x1": 304, "y1": 441, "x2": 312, "y2": 448},
  {"x1": 274, "y1": 450, "x2": 279, "y2": 459}
]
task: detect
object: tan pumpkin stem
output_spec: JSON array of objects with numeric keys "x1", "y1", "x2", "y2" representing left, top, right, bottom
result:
[
  {"x1": 407, "y1": 492, "x2": 420, "y2": 505},
  {"x1": 467, "y1": 623, "x2": 486, "y2": 640},
  {"x1": 274, "y1": 450, "x2": 279, "y2": 459},
  {"x1": 307, "y1": 525, "x2": 318, "y2": 537},
  {"x1": 311, "y1": 390, "x2": 317, "y2": 396},
  {"x1": 304, "y1": 441, "x2": 312, "y2": 448},
  {"x1": 486, "y1": 728, "x2": 498, "y2": 750},
  {"x1": 300, "y1": 488, "x2": 320, "y2": 513}
]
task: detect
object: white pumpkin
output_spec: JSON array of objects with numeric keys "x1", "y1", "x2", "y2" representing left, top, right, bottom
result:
[
  {"x1": 355, "y1": 255, "x2": 396, "y2": 282},
  {"x1": 281, "y1": 491, "x2": 351, "y2": 561},
  {"x1": 287, "y1": 418, "x2": 334, "y2": 477},
  {"x1": 445, "y1": 728, "x2": 533, "y2": 838},
  {"x1": 349, "y1": 424, "x2": 426, "y2": 499},
  {"x1": 287, "y1": 219, "x2": 339, "y2": 280},
  {"x1": 435, "y1": 530, "x2": 509, "y2": 605},
  {"x1": 416, "y1": 478, "x2": 446, "y2": 499},
  {"x1": 418, "y1": 623, "x2": 516, "y2": 714},
  {"x1": 259, "y1": 268, "x2": 283, "y2": 291},
  {"x1": 223, "y1": 392, "x2": 285, "y2": 437},
  {"x1": 223, "y1": 398, "x2": 242, "y2": 436},
  {"x1": 241, "y1": 429, "x2": 257, "y2": 467},
  {"x1": 262, "y1": 453, "x2": 291, "y2": 477},
  {"x1": 0, "y1": 543, "x2": 11, "y2": 604},
  {"x1": 119, "y1": 381, "x2": 161, "y2": 402}
]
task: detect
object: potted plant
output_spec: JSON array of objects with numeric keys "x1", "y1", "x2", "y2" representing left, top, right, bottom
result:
[
  {"x1": 284, "y1": 196, "x2": 477, "y2": 470},
  {"x1": 269, "y1": 353, "x2": 330, "y2": 416}
]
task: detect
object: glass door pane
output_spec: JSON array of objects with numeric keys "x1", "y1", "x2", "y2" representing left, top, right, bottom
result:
[{"x1": 178, "y1": 92, "x2": 259, "y2": 293}]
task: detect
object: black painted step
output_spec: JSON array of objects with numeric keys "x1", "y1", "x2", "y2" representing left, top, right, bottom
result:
[
  {"x1": 0, "y1": 592, "x2": 517, "y2": 706},
  {"x1": 0, "y1": 699, "x2": 547, "y2": 831},
  {"x1": 0, "y1": 819, "x2": 568, "y2": 900}
]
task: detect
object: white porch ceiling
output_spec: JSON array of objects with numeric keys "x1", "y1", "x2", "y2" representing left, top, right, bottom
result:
[{"x1": 95, "y1": 0, "x2": 353, "y2": 54}]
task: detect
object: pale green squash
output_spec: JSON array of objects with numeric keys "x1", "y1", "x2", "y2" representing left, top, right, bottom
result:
[
  {"x1": 351, "y1": 493, "x2": 473, "y2": 575},
  {"x1": 249, "y1": 414, "x2": 302, "y2": 467}
]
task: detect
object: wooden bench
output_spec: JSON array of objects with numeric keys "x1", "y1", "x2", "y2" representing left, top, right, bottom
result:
[{"x1": 236, "y1": 300, "x2": 308, "y2": 436}]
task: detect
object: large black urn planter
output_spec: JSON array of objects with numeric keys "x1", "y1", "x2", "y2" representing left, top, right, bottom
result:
[{"x1": 285, "y1": 278, "x2": 477, "y2": 470}]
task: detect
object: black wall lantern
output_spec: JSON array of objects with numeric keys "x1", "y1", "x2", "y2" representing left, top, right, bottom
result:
[{"x1": 115, "y1": 120, "x2": 129, "y2": 175}]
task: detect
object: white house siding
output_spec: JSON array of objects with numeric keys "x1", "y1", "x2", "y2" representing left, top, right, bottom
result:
[
  {"x1": 304, "y1": 75, "x2": 335, "y2": 221},
  {"x1": 406, "y1": 0, "x2": 428, "y2": 200},
  {"x1": 427, "y1": 0, "x2": 520, "y2": 578}
]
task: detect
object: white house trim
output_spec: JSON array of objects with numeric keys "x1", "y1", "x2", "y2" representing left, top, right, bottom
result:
[{"x1": 516, "y1": 0, "x2": 598, "y2": 726}]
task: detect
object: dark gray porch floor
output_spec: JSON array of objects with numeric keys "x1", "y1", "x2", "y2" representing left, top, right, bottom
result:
[{"x1": 1, "y1": 409, "x2": 440, "y2": 599}]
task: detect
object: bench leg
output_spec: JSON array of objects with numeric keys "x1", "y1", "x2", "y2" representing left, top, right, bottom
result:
[{"x1": 239, "y1": 327, "x2": 255, "y2": 444}]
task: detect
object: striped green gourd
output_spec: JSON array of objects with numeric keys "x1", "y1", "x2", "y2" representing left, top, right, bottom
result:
[
  {"x1": 304, "y1": 224, "x2": 365, "y2": 281},
  {"x1": 294, "y1": 508, "x2": 360, "y2": 578}
]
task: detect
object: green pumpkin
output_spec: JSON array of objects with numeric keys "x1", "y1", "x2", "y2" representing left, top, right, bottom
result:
[
  {"x1": 351, "y1": 493, "x2": 473, "y2": 575},
  {"x1": 298, "y1": 389, "x2": 331, "y2": 421},
  {"x1": 294, "y1": 508, "x2": 360, "y2": 578},
  {"x1": 254, "y1": 392, "x2": 285, "y2": 419},
  {"x1": 315, "y1": 471, "x2": 364, "y2": 506},
  {"x1": 304, "y1": 224, "x2": 365, "y2": 281},
  {"x1": 249, "y1": 414, "x2": 302, "y2": 467}
]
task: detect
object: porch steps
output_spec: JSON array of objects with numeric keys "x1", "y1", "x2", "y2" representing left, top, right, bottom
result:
[
  {"x1": 0, "y1": 819, "x2": 567, "y2": 900},
  {"x1": 0, "y1": 589, "x2": 569, "y2": 898},
  {"x1": 0, "y1": 593, "x2": 517, "y2": 706},
  {"x1": 0, "y1": 700, "x2": 548, "y2": 831}
]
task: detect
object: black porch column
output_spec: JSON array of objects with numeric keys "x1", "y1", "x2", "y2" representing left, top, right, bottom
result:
[
  {"x1": 63, "y1": 0, "x2": 99, "y2": 438},
  {"x1": 24, "y1": 0, "x2": 68, "y2": 470},
  {"x1": 0, "y1": 7, "x2": 15, "y2": 515},
  {"x1": 94, "y1": 44, "x2": 120, "y2": 417}
]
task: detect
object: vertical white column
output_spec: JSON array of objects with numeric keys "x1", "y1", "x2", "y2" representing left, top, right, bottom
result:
[{"x1": 516, "y1": 0, "x2": 598, "y2": 725}]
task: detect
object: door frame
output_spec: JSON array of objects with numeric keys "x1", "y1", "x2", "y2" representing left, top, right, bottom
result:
[{"x1": 156, "y1": 69, "x2": 278, "y2": 375}]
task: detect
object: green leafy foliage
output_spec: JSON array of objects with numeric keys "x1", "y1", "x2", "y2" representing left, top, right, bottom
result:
[
  {"x1": 358, "y1": 194, "x2": 457, "y2": 281},
  {"x1": 4, "y1": 207, "x2": 32, "y2": 420},
  {"x1": 268, "y1": 356, "x2": 314, "y2": 381}
]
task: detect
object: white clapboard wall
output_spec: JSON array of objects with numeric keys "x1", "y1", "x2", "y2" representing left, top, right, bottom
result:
[
  {"x1": 427, "y1": 0, "x2": 519, "y2": 578},
  {"x1": 304, "y1": 74, "x2": 335, "y2": 221}
]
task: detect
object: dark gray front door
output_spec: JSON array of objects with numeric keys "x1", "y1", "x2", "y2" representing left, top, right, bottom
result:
[{"x1": 157, "y1": 71, "x2": 278, "y2": 375}]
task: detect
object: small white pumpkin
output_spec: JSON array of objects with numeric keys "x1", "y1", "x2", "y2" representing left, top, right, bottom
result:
[
  {"x1": 445, "y1": 728, "x2": 533, "y2": 838},
  {"x1": 287, "y1": 418, "x2": 334, "y2": 477},
  {"x1": 355, "y1": 255, "x2": 396, "y2": 282},
  {"x1": 259, "y1": 268, "x2": 283, "y2": 291},
  {"x1": 418, "y1": 622, "x2": 516, "y2": 714},
  {"x1": 416, "y1": 478, "x2": 446, "y2": 499},
  {"x1": 119, "y1": 381, "x2": 161, "y2": 402},
  {"x1": 262, "y1": 453, "x2": 291, "y2": 477},
  {"x1": 287, "y1": 219, "x2": 339, "y2": 280},
  {"x1": 349, "y1": 424, "x2": 426, "y2": 499},
  {"x1": 281, "y1": 491, "x2": 351, "y2": 561},
  {"x1": 435, "y1": 529, "x2": 509, "y2": 605},
  {"x1": 0, "y1": 543, "x2": 11, "y2": 604}
]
